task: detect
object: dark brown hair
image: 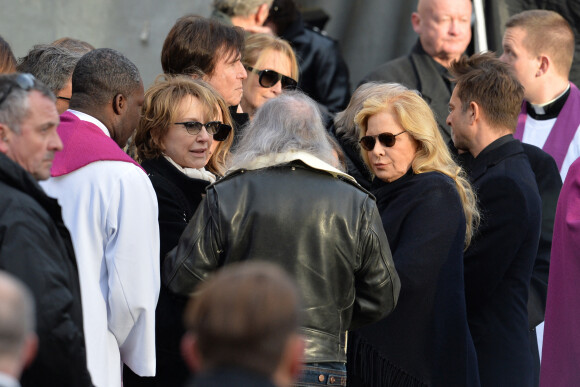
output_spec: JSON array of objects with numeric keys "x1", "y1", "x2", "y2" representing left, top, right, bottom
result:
[
  {"x1": 0, "y1": 36, "x2": 16, "y2": 74},
  {"x1": 450, "y1": 52, "x2": 524, "y2": 132},
  {"x1": 161, "y1": 15, "x2": 245, "y2": 77},
  {"x1": 185, "y1": 261, "x2": 301, "y2": 376}
]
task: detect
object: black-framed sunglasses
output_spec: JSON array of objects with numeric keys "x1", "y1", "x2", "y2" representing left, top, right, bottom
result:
[
  {"x1": 245, "y1": 66, "x2": 298, "y2": 90},
  {"x1": 174, "y1": 121, "x2": 232, "y2": 142},
  {"x1": 0, "y1": 73, "x2": 36, "y2": 107},
  {"x1": 359, "y1": 131, "x2": 406, "y2": 151}
]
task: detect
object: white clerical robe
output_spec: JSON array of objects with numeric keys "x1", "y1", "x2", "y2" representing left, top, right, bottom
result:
[{"x1": 41, "y1": 111, "x2": 160, "y2": 387}]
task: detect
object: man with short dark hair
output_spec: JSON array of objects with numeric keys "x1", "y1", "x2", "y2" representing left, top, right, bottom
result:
[
  {"x1": 182, "y1": 261, "x2": 304, "y2": 387},
  {"x1": 447, "y1": 52, "x2": 542, "y2": 386},
  {"x1": 362, "y1": 0, "x2": 472, "y2": 143},
  {"x1": 0, "y1": 73, "x2": 92, "y2": 386},
  {"x1": 16, "y1": 44, "x2": 82, "y2": 114},
  {"x1": 41, "y1": 49, "x2": 159, "y2": 387},
  {"x1": 0, "y1": 272, "x2": 37, "y2": 386}
]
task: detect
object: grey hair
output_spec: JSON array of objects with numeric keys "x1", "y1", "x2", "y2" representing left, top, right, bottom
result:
[
  {"x1": 213, "y1": 0, "x2": 273, "y2": 17},
  {"x1": 0, "y1": 73, "x2": 55, "y2": 133},
  {"x1": 229, "y1": 91, "x2": 337, "y2": 169},
  {"x1": 17, "y1": 44, "x2": 82, "y2": 95},
  {"x1": 0, "y1": 271, "x2": 36, "y2": 357},
  {"x1": 335, "y1": 82, "x2": 411, "y2": 146}
]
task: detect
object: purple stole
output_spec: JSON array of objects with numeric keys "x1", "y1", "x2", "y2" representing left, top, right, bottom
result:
[
  {"x1": 540, "y1": 158, "x2": 580, "y2": 385},
  {"x1": 52, "y1": 111, "x2": 144, "y2": 177},
  {"x1": 514, "y1": 82, "x2": 580, "y2": 171}
]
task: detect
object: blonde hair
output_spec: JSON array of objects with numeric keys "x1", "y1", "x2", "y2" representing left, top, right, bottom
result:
[
  {"x1": 356, "y1": 83, "x2": 479, "y2": 248},
  {"x1": 134, "y1": 74, "x2": 234, "y2": 176},
  {"x1": 242, "y1": 33, "x2": 299, "y2": 82}
]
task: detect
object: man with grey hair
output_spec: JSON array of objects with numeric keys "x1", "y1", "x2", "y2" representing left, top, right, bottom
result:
[
  {"x1": 0, "y1": 272, "x2": 37, "y2": 386},
  {"x1": 164, "y1": 91, "x2": 400, "y2": 386},
  {"x1": 212, "y1": 0, "x2": 273, "y2": 33},
  {"x1": 16, "y1": 44, "x2": 82, "y2": 114},
  {"x1": 0, "y1": 73, "x2": 92, "y2": 386},
  {"x1": 41, "y1": 49, "x2": 159, "y2": 387}
]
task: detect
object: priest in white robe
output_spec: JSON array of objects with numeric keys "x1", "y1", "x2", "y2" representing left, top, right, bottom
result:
[{"x1": 41, "y1": 48, "x2": 160, "y2": 387}]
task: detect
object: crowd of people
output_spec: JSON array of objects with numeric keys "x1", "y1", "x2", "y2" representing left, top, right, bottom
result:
[{"x1": 0, "y1": 0, "x2": 578, "y2": 386}]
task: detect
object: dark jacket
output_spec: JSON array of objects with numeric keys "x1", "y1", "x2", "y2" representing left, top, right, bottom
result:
[
  {"x1": 280, "y1": 15, "x2": 351, "y2": 114},
  {"x1": 329, "y1": 123, "x2": 372, "y2": 191},
  {"x1": 163, "y1": 159, "x2": 400, "y2": 363},
  {"x1": 362, "y1": 41, "x2": 453, "y2": 143},
  {"x1": 188, "y1": 368, "x2": 277, "y2": 387},
  {"x1": 348, "y1": 170, "x2": 480, "y2": 387},
  {"x1": 0, "y1": 154, "x2": 92, "y2": 387},
  {"x1": 464, "y1": 136, "x2": 541, "y2": 387},
  {"x1": 123, "y1": 156, "x2": 210, "y2": 387}
]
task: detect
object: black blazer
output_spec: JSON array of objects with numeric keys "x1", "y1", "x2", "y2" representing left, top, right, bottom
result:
[
  {"x1": 465, "y1": 136, "x2": 541, "y2": 387},
  {"x1": 123, "y1": 156, "x2": 210, "y2": 387}
]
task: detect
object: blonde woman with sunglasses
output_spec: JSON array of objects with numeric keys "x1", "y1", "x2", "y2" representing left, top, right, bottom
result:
[
  {"x1": 347, "y1": 83, "x2": 480, "y2": 387},
  {"x1": 240, "y1": 33, "x2": 299, "y2": 121}
]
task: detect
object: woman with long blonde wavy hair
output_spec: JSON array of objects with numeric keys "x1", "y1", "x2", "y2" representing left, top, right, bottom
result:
[{"x1": 347, "y1": 83, "x2": 481, "y2": 387}]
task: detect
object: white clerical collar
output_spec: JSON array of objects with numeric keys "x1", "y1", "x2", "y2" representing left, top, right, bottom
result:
[
  {"x1": 530, "y1": 84, "x2": 570, "y2": 115},
  {"x1": 0, "y1": 371, "x2": 20, "y2": 387},
  {"x1": 67, "y1": 110, "x2": 111, "y2": 138}
]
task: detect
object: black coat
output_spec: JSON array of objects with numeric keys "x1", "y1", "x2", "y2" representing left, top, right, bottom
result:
[
  {"x1": 329, "y1": 124, "x2": 372, "y2": 191},
  {"x1": 347, "y1": 170, "x2": 480, "y2": 387},
  {"x1": 361, "y1": 41, "x2": 453, "y2": 143},
  {"x1": 187, "y1": 368, "x2": 277, "y2": 387},
  {"x1": 280, "y1": 15, "x2": 351, "y2": 113},
  {"x1": 123, "y1": 156, "x2": 210, "y2": 387},
  {"x1": 0, "y1": 154, "x2": 92, "y2": 387},
  {"x1": 464, "y1": 136, "x2": 541, "y2": 387}
]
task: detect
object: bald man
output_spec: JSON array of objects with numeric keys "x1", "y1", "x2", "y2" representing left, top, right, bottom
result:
[
  {"x1": 0, "y1": 272, "x2": 37, "y2": 386},
  {"x1": 361, "y1": 0, "x2": 472, "y2": 143}
]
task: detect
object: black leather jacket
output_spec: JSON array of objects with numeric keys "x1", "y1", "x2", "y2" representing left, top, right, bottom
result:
[{"x1": 163, "y1": 160, "x2": 400, "y2": 363}]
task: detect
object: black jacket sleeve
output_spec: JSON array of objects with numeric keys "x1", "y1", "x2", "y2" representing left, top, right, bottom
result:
[{"x1": 0, "y1": 205, "x2": 92, "y2": 387}]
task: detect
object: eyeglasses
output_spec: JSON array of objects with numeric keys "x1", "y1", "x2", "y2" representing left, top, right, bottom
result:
[
  {"x1": 245, "y1": 66, "x2": 297, "y2": 90},
  {"x1": 0, "y1": 73, "x2": 36, "y2": 107},
  {"x1": 174, "y1": 121, "x2": 232, "y2": 141},
  {"x1": 57, "y1": 96, "x2": 71, "y2": 101},
  {"x1": 359, "y1": 131, "x2": 406, "y2": 151}
]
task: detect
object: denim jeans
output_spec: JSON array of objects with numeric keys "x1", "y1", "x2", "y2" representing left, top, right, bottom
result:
[{"x1": 294, "y1": 362, "x2": 347, "y2": 386}]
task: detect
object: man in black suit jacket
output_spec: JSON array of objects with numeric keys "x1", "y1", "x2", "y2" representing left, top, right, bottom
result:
[{"x1": 447, "y1": 53, "x2": 542, "y2": 386}]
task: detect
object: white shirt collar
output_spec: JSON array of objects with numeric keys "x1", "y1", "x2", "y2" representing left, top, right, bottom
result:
[
  {"x1": 0, "y1": 371, "x2": 21, "y2": 387},
  {"x1": 67, "y1": 110, "x2": 111, "y2": 138}
]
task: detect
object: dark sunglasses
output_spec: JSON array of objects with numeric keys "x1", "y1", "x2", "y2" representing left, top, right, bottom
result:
[
  {"x1": 174, "y1": 121, "x2": 232, "y2": 142},
  {"x1": 359, "y1": 131, "x2": 406, "y2": 151},
  {"x1": 0, "y1": 73, "x2": 36, "y2": 107},
  {"x1": 246, "y1": 66, "x2": 297, "y2": 90}
]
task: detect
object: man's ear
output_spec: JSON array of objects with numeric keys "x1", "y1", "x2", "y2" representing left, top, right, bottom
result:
[
  {"x1": 411, "y1": 12, "x2": 421, "y2": 35},
  {"x1": 536, "y1": 55, "x2": 550, "y2": 77},
  {"x1": 287, "y1": 334, "x2": 305, "y2": 381},
  {"x1": 0, "y1": 123, "x2": 12, "y2": 154},
  {"x1": 256, "y1": 3, "x2": 270, "y2": 26},
  {"x1": 181, "y1": 332, "x2": 203, "y2": 373},
  {"x1": 112, "y1": 93, "x2": 127, "y2": 116},
  {"x1": 469, "y1": 101, "x2": 480, "y2": 124},
  {"x1": 22, "y1": 333, "x2": 38, "y2": 369}
]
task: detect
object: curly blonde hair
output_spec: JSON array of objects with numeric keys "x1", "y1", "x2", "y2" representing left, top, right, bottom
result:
[
  {"x1": 134, "y1": 74, "x2": 234, "y2": 176},
  {"x1": 356, "y1": 83, "x2": 479, "y2": 248}
]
